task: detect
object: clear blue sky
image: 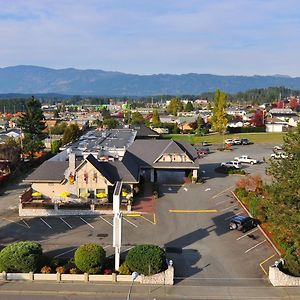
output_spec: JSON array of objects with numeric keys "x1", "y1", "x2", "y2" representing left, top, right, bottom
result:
[{"x1": 0, "y1": 0, "x2": 299, "y2": 76}]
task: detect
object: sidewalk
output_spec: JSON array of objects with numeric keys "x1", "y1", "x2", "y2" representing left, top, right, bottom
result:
[{"x1": 1, "y1": 280, "x2": 300, "y2": 299}]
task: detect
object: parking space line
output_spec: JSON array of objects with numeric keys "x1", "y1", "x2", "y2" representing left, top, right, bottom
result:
[
  {"x1": 80, "y1": 217, "x2": 95, "y2": 228},
  {"x1": 215, "y1": 199, "x2": 229, "y2": 205},
  {"x1": 126, "y1": 214, "x2": 141, "y2": 217},
  {"x1": 236, "y1": 228, "x2": 258, "y2": 240},
  {"x1": 40, "y1": 217, "x2": 52, "y2": 229},
  {"x1": 54, "y1": 247, "x2": 77, "y2": 258},
  {"x1": 1, "y1": 217, "x2": 28, "y2": 229},
  {"x1": 140, "y1": 215, "x2": 156, "y2": 225},
  {"x1": 169, "y1": 209, "x2": 217, "y2": 213},
  {"x1": 21, "y1": 219, "x2": 30, "y2": 228},
  {"x1": 123, "y1": 217, "x2": 138, "y2": 228},
  {"x1": 245, "y1": 239, "x2": 266, "y2": 253},
  {"x1": 220, "y1": 205, "x2": 237, "y2": 212},
  {"x1": 259, "y1": 254, "x2": 276, "y2": 275},
  {"x1": 60, "y1": 217, "x2": 72, "y2": 229},
  {"x1": 103, "y1": 245, "x2": 111, "y2": 249},
  {"x1": 100, "y1": 216, "x2": 113, "y2": 227},
  {"x1": 212, "y1": 185, "x2": 235, "y2": 199}
]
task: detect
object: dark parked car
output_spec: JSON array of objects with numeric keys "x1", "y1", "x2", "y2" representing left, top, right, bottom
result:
[
  {"x1": 241, "y1": 138, "x2": 250, "y2": 145},
  {"x1": 229, "y1": 215, "x2": 258, "y2": 232}
]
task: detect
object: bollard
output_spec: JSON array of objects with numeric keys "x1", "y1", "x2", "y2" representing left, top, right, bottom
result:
[
  {"x1": 56, "y1": 272, "x2": 61, "y2": 282},
  {"x1": 29, "y1": 271, "x2": 34, "y2": 281},
  {"x1": 2, "y1": 271, "x2": 7, "y2": 281},
  {"x1": 112, "y1": 272, "x2": 117, "y2": 283},
  {"x1": 84, "y1": 273, "x2": 89, "y2": 282}
]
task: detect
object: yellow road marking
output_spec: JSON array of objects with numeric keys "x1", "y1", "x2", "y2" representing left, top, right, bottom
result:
[
  {"x1": 153, "y1": 213, "x2": 156, "y2": 225},
  {"x1": 169, "y1": 209, "x2": 217, "y2": 213},
  {"x1": 140, "y1": 215, "x2": 156, "y2": 225},
  {"x1": 212, "y1": 185, "x2": 235, "y2": 199},
  {"x1": 259, "y1": 254, "x2": 276, "y2": 275},
  {"x1": 126, "y1": 214, "x2": 141, "y2": 217}
]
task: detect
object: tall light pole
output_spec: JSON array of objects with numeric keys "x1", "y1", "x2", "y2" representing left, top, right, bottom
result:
[{"x1": 127, "y1": 271, "x2": 139, "y2": 300}]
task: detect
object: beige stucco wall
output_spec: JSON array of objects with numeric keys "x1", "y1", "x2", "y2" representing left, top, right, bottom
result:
[
  {"x1": 32, "y1": 182, "x2": 67, "y2": 199},
  {"x1": 76, "y1": 161, "x2": 112, "y2": 196},
  {"x1": 158, "y1": 153, "x2": 193, "y2": 163}
]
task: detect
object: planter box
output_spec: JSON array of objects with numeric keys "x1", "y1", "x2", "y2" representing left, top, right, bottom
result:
[
  {"x1": 7, "y1": 273, "x2": 31, "y2": 280},
  {"x1": 89, "y1": 274, "x2": 113, "y2": 282},
  {"x1": 34, "y1": 273, "x2": 58, "y2": 281},
  {"x1": 117, "y1": 275, "x2": 141, "y2": 282},
  {"x1": 61, "y1": 274, "x2": 85, "y2": 281}
]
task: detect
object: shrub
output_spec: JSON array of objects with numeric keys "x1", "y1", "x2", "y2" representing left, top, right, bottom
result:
[
  {"x1": 0, "y1": 241, "x2": 43, "y2": 273},
  {"x1": 125, "y1": 244, "x2": 166, "y2": 276},
  {"x1": 40, "y1": 265, "x2": 52, "y2": 274},
  {"x1": 74, "y1": 243, "x2": 106, "y2": 274},
  {"x1": 118, "y1": 261, "x2": 131, "y2": 275},
  {"x1": 69, "y1": 267, "x2": 80, "y2": 274},
  {"x1": 103, "y1": 268, "x2": 112, "y2": 275},
  {"x1": 56, "y1": 266, "x2": 65, "y2": 274},
  {"x1": 282, "y1": 250, "x2": 300, "y2": 277}
]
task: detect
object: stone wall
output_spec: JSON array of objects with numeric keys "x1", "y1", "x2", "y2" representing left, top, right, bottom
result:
[{"x1": 269, "y1": 266, "x2": 300, "y2": 286}]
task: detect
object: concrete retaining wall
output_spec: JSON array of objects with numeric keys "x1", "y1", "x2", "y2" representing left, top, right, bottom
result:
[
  {"x1": 269, "y1": 266, "x2": 300, "y2": 286},
  {"x1": 1, "y1": 266, "x2": 174, "y2": 285}
]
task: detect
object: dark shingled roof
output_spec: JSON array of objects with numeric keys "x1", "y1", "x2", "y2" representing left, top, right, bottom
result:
[
  {"x1": 25, "y1": 161, "x2": 69, "y2": 182},
  {"x1": 85, "y1": 154, "x2": 139, "y2": 183},
  {"x1": 132, "y1": 124, "x2": 159, "y2": 138},
  {"x1": 127, "y1": 139, "x2": 199, "y2": 169}
]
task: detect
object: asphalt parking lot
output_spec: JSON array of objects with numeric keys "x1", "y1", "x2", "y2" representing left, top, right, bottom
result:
[{"x1": 0, "y1": 142, "x2": 280, "y2": 286}]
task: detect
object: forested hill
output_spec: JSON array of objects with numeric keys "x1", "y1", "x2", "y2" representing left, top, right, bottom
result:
[{"x1": 1, "y1": 65, "x2": 300, "y2": 96}]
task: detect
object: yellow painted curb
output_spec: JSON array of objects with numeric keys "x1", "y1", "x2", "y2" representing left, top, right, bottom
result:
[{"x1": 169, "y1": 209, "x2": 217, "y2": 213}]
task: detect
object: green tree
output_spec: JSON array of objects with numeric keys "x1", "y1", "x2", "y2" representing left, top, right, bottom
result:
[
  {"x1": 62, "y1": 123, "x2": 81, "y2": 145},
  {"x1": 0, "y1": 241, "x2": 43, "y2": 272},
  {"x1": 103, "y1": 118, "x2": 119, "y2": 129},
  {"x1": 184, "y1": 101, "x2": 194, "y2": 112},
  {"x1": 17, "y1": 96, "x2": 47, "y2": 156},
  {"x1": 51, "y1": 140, "x2": 62, "y2": 154},
  {"x1": 151, "y1": 109, "x2": 161, "y2": 127},
  {"x1": 166, "y1": 98, "x2": 184, "y2": 116},
  {"x1": 74, "y1": 243, "x2": 106, "y2": 274},
  {"x1": 53, "y1": 110, "x2": 59, "y2": 118},
  {"x1": 130, "y1": 112, "x2": 144, "y2": 125},
  {"x1": 125, "y1": 244, "x2": 166, "y2": 275},
  {"x1": 211, "y1": 89, "x2": 228, "y2": 134},
  {"x1": 92, "y1": 119, "x2": 103, "y2": 128}
]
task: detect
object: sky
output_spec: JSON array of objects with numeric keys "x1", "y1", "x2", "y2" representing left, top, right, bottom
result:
[{"x1": 0, "y1": 0, "x2": 300, "y2": 76}]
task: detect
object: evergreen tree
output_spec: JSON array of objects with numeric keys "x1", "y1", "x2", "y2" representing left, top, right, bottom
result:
[
  {"x1": 17, "y1": 96, "x2": 46, "y2": 157},
  {"x1": 151, "y1": 109, "x2": 160, "y2": 127},
  {"x1": 184, "y1": 101, "x2": 194, "y2": 112},
  {"x1": 211, "y1": 90, "x2": 228, "y2": 134}
]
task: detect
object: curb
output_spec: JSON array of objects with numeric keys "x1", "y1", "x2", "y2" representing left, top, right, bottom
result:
[{"x1": 231, "y1": 191, "x2": 281, "y2": 256}]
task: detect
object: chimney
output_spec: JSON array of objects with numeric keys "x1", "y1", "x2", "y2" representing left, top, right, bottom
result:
[{"x1": 69, "y1": 152, "x2": 76, "y2": 176}]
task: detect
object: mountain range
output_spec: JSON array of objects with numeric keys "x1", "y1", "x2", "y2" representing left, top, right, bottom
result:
[{"x1": 0, "y1": 65, "x2": 300, "y2": 96}]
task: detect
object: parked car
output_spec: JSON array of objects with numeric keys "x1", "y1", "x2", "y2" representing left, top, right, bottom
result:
[
  {"x1": 221, "y1": 161, "x2": 241, "y2": 169},
  {"x1": 233, "y1": 138, "x2": 242, "y2": 145},
  {"x1": 241, "y1": 138, "x2": 250, "y2": 145},
  {"x1": 197, "y1": 148, "x2": 210, "y2": 157},
  {"x1": 273, "y1": 145, "x2": 283, "y2": 152},
  {"x1": 270, "y1": 152, "x2": 288, "y2": 159},
  {"x1": 224, "y1": 139, "x2": 234, "y2": 145},
  {"x1": 234, "y1": 155, "x2": 258, "y2": 164},
  {"x1": 229, "y1": 215, "x2": 258, "y2": 232}
]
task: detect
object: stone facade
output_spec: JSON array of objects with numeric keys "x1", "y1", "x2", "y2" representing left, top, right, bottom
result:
[{"x1": 269, "y1": 266, "x2": 300, "y2": 286}]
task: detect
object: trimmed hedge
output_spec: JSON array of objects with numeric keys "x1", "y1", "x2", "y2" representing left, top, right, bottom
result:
[
  {"x1": 74, "y1": 243, "x2": 106, "y2": 274},
  {"x1": 125, "y1": 244, "x2": 166, "y2": 276},
  {"x1": 215, "y1": 166, "x2": 246, "y2": 175},
  {"x1": 0, "y1": 241, "x2": 42, "y2": 272}
]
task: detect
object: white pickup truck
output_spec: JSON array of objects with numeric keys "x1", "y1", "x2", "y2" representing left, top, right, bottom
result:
[{"x1": 234, "y1": 155, "x2": 258, "y2": 164}]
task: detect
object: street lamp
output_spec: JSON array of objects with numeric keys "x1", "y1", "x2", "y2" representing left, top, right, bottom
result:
[{"x1": 127, "y1": 271, "x2": 139, "y2": 300}]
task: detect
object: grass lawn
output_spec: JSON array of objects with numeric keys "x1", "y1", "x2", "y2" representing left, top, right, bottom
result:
[{"x1": 162, "y1": 132, "x2": 285, "y2": 144}]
